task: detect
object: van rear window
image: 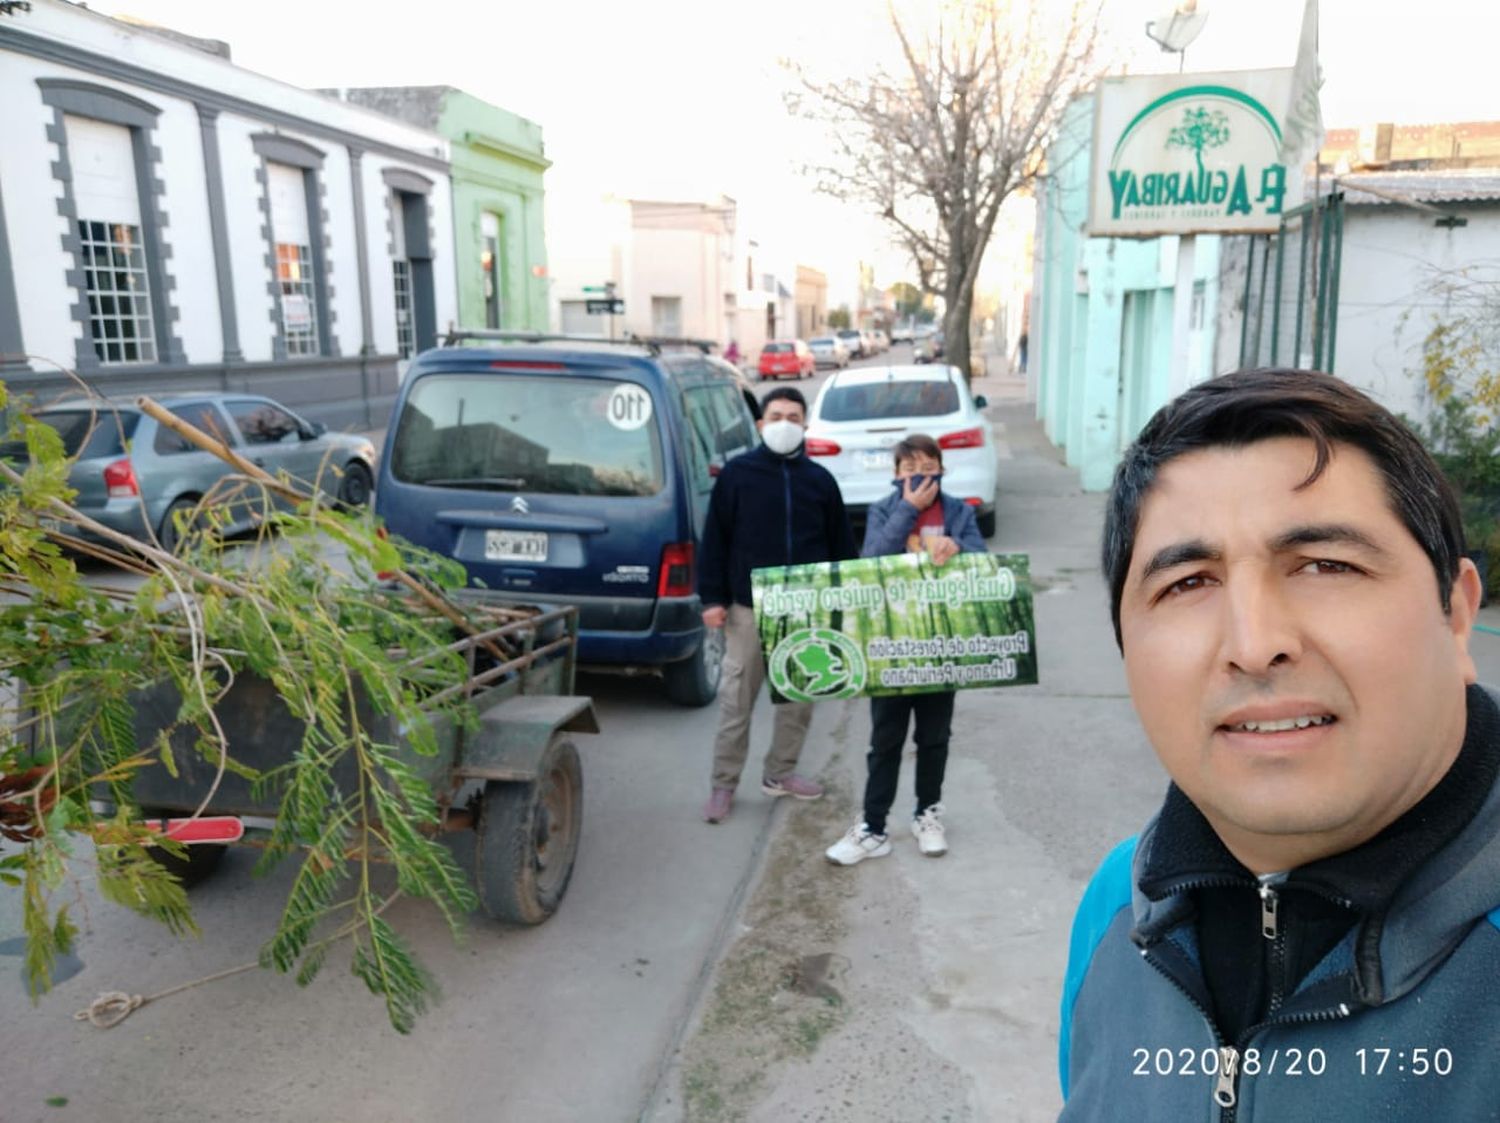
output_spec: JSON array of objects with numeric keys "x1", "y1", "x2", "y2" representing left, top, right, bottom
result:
[
  {"x1": 392, "y1": 374, "x2": 665, "y2": 497},
  {"x1": 763, "y1": 343, "x2": 791, "y2": 353}
]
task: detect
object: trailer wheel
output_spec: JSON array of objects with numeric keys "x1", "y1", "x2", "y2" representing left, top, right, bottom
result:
[{"x1": 475, "y1": 736, "x2": 583, "y2": 925}]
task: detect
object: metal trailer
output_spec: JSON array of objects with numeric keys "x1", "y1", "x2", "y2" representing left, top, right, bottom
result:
[{"x1": 123, "y1": 598, "x2": 598, "y2": 925}]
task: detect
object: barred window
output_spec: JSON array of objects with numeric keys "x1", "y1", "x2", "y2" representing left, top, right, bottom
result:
[
  {"x1": 267, "y1": 162, "x2": 319, "y2": 356},
  {"x1": 276, "y1": 241, "x2": 318, "y2": 356},
  {"x1": 393, "y1": 259, "x2": 414, "y2": 359},
  {"x1": 78, "y1": 220, "x2": 157, "y2": 364},
  {"x1": 65, "y1": 114, "x2": 156, "y2": 365}
]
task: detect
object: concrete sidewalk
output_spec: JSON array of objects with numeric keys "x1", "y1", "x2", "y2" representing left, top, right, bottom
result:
[{"x1": 652, "y1": 390, "x2": 1168, "y2": 1121}]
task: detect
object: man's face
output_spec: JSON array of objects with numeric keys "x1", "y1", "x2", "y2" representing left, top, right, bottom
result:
[
  {"x1": 895, "y1": 451, "x2": 942, "y2": 478},
  {"x1": 757, "y1": 400, "x2": 805, "y2": 430},
  {"x1": 1119, "y1": 437, "x2": 1481, "y2": 872}
]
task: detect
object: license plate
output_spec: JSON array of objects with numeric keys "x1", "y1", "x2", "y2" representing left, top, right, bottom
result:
[
  {"x1": 484, "y1": 529, "x2": 548, "y2": 562},
  {"x1": 860, "y1": 451, "x2": 891, "y2": 470}
]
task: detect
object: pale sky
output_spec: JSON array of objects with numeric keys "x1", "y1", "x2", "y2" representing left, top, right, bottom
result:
[{"x1": 90, "y1": 0, "x2": 1500, "y2": 307}]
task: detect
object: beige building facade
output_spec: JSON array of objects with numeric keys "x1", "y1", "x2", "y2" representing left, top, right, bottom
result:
[{"x1": 795, "y1": 265, "x2": 827, "y2": 338}]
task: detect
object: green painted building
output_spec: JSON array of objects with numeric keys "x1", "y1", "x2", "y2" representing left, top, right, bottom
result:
[{"x1": 335, "y1": 86, "x2": 550, "y2": 333}]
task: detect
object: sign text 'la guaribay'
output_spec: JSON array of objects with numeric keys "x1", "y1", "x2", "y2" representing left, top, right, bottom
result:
[{"x1": 1089, "y1": 68, "x2": 1301, "y2": 238}]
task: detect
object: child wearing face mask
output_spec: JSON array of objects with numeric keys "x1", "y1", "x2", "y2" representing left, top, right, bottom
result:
[{"x1": 825, "y1": 433, "x2": 988, "y2": 865}]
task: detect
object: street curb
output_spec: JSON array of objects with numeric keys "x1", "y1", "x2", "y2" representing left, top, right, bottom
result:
[{"x1": 633, "y1": 774, "x2": 800, "y2": 1121}]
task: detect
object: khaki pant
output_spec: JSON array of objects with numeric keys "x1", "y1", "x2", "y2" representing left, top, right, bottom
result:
[{"x1": 711, "y1": 605, "x2": 814, "y2": 789}]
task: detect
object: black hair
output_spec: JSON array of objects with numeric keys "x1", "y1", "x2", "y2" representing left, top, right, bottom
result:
[
  {"x1": 760, "y1": 386, "x2": 808, "y2": 413},
  {"x1": 1103, "y1": 367, "x2": 1464, "y2": 648},
  {"x1": 892, "y1": 433, "x2": 943, "y2": 467}
]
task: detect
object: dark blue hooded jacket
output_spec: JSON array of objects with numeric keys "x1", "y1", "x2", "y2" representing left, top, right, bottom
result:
[{"x1": 698, "y1": 443, "x2": 858, "y2": 608}]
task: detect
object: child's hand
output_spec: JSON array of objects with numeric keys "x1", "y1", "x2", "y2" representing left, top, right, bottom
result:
[
  {"x1": 901, "y1": 476, "x2": 939, "y2": 511},
  {"x1": 925, "y1": 535, "x2": 960, "y2": 567}
]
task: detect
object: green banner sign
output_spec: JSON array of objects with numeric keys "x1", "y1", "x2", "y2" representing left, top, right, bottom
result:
[{"x1": 750, "y1": 552, "x2": 1038, "y2": 703}]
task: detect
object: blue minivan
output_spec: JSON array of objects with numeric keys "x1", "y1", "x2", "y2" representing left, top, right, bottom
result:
[{"x1": 375, "y1": 333, "x2": 761, "y2": 705}]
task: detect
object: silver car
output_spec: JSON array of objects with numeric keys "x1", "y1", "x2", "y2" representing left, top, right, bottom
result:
[
  {"x1": 808, "y1": 335, "x2": 850, "y2": 369},
  {"x1": 4, "y1": 393, "x2": 377, "y2": 550}
]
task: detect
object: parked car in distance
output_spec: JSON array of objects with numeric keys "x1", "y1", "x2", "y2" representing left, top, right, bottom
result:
[
  {"x1": 870, "y1": 329, "x2": 891, "y2": 353},
  {"x1": 836, "y1": 328, "x2": 866, "y2": 359},
  {"x1": 804, "y1": 364, "x2": 996, "y2": 539},
  {"x1": 376, "y1": 334, "x2": 761, "y2": 706},
  {"x1": 2, "y1": 393, "x2": 377, "y2": 551},
  {"x1": 808, "y1": 335, "x2": 851, "y2": 369},
  {"x1": 890, "y1": 323, "x2": 914, "y2": 344},
  {"x1": 913, "y1": 328, "x2": 946, "y2": 364},
  {"x1": 758, "y1": 339, "x2": 816, "y2": 380}
]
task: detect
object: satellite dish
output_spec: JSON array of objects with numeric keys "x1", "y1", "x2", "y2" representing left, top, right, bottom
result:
[{"x1": 1146, "y1": 3, "x2": 1209, "y2": 53}]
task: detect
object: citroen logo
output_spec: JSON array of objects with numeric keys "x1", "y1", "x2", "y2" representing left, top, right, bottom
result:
[{"x1": 510, "y1": 496, "x2": 530, "y2": 514}]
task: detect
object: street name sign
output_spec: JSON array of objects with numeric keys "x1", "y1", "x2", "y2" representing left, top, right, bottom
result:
[
  {"x1": 750, "y1": 552, "x2": 1038, "y2": 702},
  {"x1": 586, "y1": 298, "x2": 625, "y2": 315},
  {"x1": 1089, "y1": 68, "x2": 1300, "y2": 237}
]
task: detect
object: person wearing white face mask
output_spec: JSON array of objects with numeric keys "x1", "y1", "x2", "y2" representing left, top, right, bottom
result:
[{"x1": 698, "y1": 386, "x2": 859, "y2": 824}]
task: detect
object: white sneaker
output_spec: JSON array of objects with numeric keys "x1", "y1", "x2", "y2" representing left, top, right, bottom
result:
[
  {"x1": 825, "y1": 823, "x2": 892, "y2": 866},
  {"x1": 912, "y1": 804, "x2": 948, "y2": 857}
]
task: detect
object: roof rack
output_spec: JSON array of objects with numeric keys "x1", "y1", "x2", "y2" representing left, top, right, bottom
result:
[
  {"x1": 440, "y1": 328, "x2": 718, "y2": 358},
  {"x1": 626, "y1": 334, "x2": 718, "y2": 356}
]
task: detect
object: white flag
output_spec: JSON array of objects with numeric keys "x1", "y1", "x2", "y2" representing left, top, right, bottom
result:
[{"x1": 1280, "y1": 0, "x2": 1325, "y2": 171}]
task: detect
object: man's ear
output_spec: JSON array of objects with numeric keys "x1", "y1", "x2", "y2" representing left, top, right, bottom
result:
[
  {"x1": 1452, "y1": 557, "x2": 1484, "y2": 684},
  {"x1": 755, "y1": 417, "x2": 764, "y2": 433}
]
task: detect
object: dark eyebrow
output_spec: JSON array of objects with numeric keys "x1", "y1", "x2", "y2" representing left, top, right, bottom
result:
[
  {"x1": 1139, "y1": 539, "x2": 1220, "y2": 584},
  {"x1": 1137, "y1": 524, "x2": 1391, "y2": 588},
  {"x1": 1269, "y1": 523, "x2": 1390, "y2": 557}
]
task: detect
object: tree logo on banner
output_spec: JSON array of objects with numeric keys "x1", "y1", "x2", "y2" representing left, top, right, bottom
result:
[{"x1": 769, "y1": 628, "x2": 868, "y2": 702}]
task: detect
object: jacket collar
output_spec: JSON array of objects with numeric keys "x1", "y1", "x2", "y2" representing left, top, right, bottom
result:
[
  {"x1": 1132, "y1": 684, "x2": 1500, "y2": 1000},
  {"x1": 750, "y1": 442, "x2": 806, "y2": 466}
]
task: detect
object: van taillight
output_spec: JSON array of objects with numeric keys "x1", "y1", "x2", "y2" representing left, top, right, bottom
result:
[
  {"x1": 938, "y1": 427, "x2": 984, "y2": 450},
  {"x1": 659, "y1": 542, "x2": 694, "y2": 598},
  {"x1": 103, "y1": 458, "x2": 139, "y2": 498},
  {"x1": 805, "y1": 437, "x2": 841, "y2": 456}
]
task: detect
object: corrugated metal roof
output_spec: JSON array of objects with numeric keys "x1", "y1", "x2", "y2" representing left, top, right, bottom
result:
[{"x1": 1334, "y1": 170, "x2": 1500, "y2": 206}]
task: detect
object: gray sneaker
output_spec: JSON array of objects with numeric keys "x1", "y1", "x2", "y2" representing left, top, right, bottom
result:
[{"x1": 761, "y1": 773, "x2": 824, "y2": 800}]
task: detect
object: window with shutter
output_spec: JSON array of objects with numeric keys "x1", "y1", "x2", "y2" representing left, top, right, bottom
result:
[
  {"x1": 267, "y1": 162, "x2": 319, "y2": 356},
  {"x1": 65, "y1": 115, "x2": 156, "y2": 364}
]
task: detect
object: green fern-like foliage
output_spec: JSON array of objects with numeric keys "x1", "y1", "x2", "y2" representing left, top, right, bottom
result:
[{"x1": 1, "y1": 379, "x2": 517, "y2": 1031}]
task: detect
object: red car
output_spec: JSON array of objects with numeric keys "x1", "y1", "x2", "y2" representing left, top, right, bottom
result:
[{"x1": 758, "y1": 339, "x2": 815, "y2": 380}]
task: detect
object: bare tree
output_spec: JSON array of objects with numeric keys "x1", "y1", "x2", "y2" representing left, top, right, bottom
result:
[{"x1": 788, "y1": 0, "x2": 1101, "y2": 377}]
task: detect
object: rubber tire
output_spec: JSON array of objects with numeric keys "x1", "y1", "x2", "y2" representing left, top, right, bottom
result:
[
  {"x1": 977, "y1": 509, "x2": 997, "y2": 539},
  {"x1": 337, "y1": 461, "x2": 373, "y2": 508},
  {"x1": 475, "y1": 737, "x2": 583, "y2": 925},
  {"x1": 663, "y1": 626, "x2": 725, "y2": 707},
  {"x1": 157, "y1": 497, "x2": 202, "y2": 553}
]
